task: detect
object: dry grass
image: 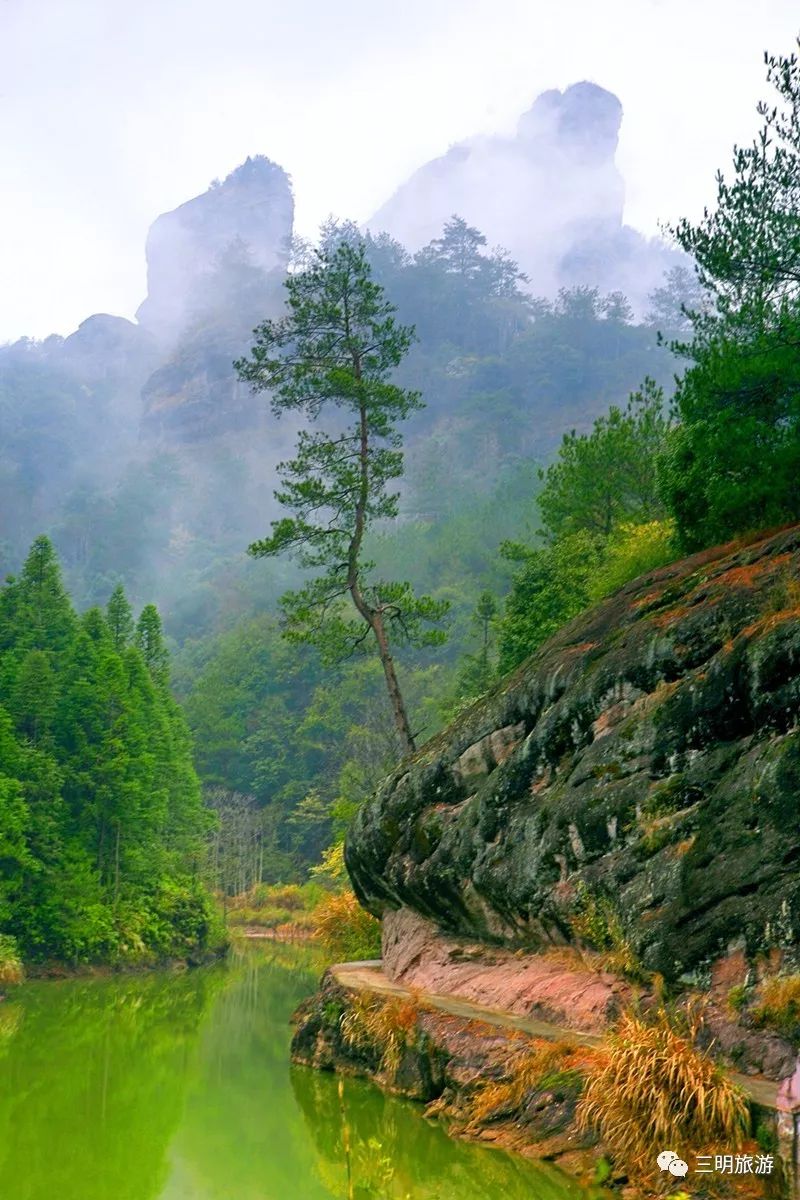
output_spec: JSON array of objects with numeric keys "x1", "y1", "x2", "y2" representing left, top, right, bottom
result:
[
  {"x1": 751, "y1": 974, "x2": 800, "y2": 1037},
  {"x1": 467, "y1": 1036, "x2": 576, "y2": 1125},
  {"x1": 312, "y1": 889, "x2": 381, "y2": 961},
  {"x1": 577, "y1": 1006, "x2": 749, "y2": 1179},
  {"x1": 340, "y1": 990, "x2": 421, "y2": 1076}
]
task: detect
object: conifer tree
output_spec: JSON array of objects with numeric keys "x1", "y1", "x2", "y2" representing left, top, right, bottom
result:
[
  {"x1": 106, "y1": 583, "x2": 135, "y2": 652},
  {"x1": 0, "y1": 537, "x2": 212, "y2": 965},
  {"x1": 135, "y1": 604, "x2": 169, "y2": 686},
  {"x1": 236, "y1": 238, "x2": 448, "y2": 756}
]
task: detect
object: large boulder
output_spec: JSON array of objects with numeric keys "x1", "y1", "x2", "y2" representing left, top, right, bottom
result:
[{"x1": 347, "y1": 526, "x2": 800, "y2": 982}]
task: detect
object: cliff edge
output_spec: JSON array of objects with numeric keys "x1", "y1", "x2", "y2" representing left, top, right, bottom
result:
[{"x1": 347, "y1": 526, "x2": 800, "y2": 983}]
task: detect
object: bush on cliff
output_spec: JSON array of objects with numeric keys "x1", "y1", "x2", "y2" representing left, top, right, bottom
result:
[{"x1": 577, "y1": 1007, "x2": 749, "y2": 1179}]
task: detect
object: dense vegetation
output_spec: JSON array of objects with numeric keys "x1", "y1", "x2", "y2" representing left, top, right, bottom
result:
[
  {"x1": 5, "y1": 46, "x2": 800, "y2": 919},
  {"x1": 0, "y1": 537, "x2": 218, "y2": 966},
  {"x1": 662, "y1": 49, "x2": 800, "y2": 548}
]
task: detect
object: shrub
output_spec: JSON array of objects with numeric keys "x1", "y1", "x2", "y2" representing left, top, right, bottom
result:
[
  {"x1": 312, "y1": 889, "x2": 381, "y2": 961},
  {"x1": 577, "y1": 1006, "x2": 749, "y2": 1179},
  {"x1": 589, "y1": 520, "x2": 676, "y2": 603},
  {"x1": 751, "y1": 974, "x2": 800, "y2": 1039},
  {"x1": 0, "y1": 934, "x2": 23, "y2": 985},
  {"x1": 227, "y1": 905, "x2": 316, "y2": 931},
  {"x1": 251, "y1": 883, "x2": 305, "y2": 911},
  {"x1": 468, "y1": 1037, "x2": 575, "y2": 1125},
  {"x1": 340, "y1": 990, "x2": 421, "y2": 1076},
  {"x1": 726, "y1": 983, "x2": 749, "y2": 1016},
  {"x1": 569, "y1": 882, "x2": 645, "y2": 982}
]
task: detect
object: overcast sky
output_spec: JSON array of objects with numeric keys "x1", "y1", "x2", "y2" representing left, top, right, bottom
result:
[{"x1": 1, "y1": 0, "x2": 798, "y2": 341}]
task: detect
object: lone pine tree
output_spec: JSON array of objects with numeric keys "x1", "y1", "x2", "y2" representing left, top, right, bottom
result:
[{"x1": 236, "y1": 238, "x2": 448, "y2": 757}]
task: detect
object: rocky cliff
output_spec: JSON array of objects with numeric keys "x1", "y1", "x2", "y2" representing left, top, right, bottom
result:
[
  {"x1": 136, "y1": 157, "x2": 292, "y2": 441},
  {"x1": 136, "y1": 155, "x2": 293, "y2": 348},
  {"x1": 347, "y1": 526, "x2": 800, "y2": 983},
  {"x1": 367, "y1": 81, "x2": 678, "y2": 314}
]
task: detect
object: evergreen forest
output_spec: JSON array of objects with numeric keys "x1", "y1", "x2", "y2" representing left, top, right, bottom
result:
[{"x1": 2, "y1": 44, "x2": 800, "y2": 967}]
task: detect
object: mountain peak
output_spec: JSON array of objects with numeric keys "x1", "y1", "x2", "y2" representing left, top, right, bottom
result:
[{"x1": 136, "y1": 156, "x2": 294, "y2": 345}]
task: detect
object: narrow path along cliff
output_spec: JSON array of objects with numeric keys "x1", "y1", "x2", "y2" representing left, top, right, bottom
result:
[{"x1": 328, "y1": 959, "x2": 782, "y2": 1112}]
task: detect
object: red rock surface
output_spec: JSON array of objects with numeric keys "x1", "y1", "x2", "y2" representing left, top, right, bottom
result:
[{"x1": 382, "y1": 907, "x2": 631, "y2": 1033}]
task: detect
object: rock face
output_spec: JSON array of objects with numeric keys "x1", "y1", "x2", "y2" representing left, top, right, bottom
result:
[
  {"x1": 367, "y1": 81, "x2": 678, "y2": 313},
  {"x1": 382, "y1": 908, "x2": 631, "y2": 1031},
  {"x1": 136, "y1": 155, "x2": 293, "y2": 347},
  {"x1": 347, "y1": 526, "x2": 800, "y2": 982},
  {"x1": 136, "y1": 157, "x2": 293, "y2": 442}
]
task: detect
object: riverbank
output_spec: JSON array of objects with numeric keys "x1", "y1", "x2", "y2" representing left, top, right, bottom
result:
[
  {"x1": 292, "y1": 959, "x2": 792, "y2": 1198},
  {"x1": 293, "y1": 967, "x2": 604, "y2": 1187}
]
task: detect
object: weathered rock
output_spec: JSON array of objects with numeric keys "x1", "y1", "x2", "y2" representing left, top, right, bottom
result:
[
  {"x1": 136, "y1": 155, "x2": 293, "y2": 347},
  {"x1": 347, "y1": 526, "x2": 800, "y2": 982},
  {"x1": 382, "y1": 908, "x2": 630, "y2": 1032},
  {"x1": 367, "y1": 81, "x2": 680, "y2": 314}
]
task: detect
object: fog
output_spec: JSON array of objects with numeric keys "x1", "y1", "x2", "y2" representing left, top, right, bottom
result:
[{"x1": 2, "y1": 0, "x2": 799, "y2": 340}]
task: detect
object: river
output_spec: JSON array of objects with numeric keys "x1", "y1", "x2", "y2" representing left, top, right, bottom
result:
[{"x1": 0, "y1": 941, "x2": 594, "y2": 1199}]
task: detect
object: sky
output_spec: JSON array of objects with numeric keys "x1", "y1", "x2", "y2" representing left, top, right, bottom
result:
[{"x1": 1, "y1": 0, "x2": 798, "y2": 341}]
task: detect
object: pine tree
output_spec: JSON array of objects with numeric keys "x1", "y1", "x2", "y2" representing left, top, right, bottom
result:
[
  {"x1": 236, "y1": 238, "x2": 448, "y2": 756},
  {"x1": 0, "y1": 538, "x2": 213, "y2": 964},
  {"x1": 106, "y1": 583, "x2": 135, "y2": 652},
  {"x1": 135, "y1": 604, "x2": 169, "y2": 686}
]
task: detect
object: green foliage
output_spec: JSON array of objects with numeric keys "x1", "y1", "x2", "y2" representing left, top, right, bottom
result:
[
  {"x1": 106, "y1": 583, "x2": 134, "y2": 651},
  {"x1": 0, "y1": 537, "x2": 215, "y2": 965},
  {"x1": 664, "y1": 46, "x2": 800, "y2": 548},
  {"x1": 497, "y1": 381, "x2": 671, "y2": 671},
  {"x1": 537, "y1": 378, "x2": 669, "y2": 541},
  {"x1": 0, "y1": 933, "x2": 23, "y2": 985},
  {"x1": 588, "y1": 520, "x2": 676, "y2": 602},
  {"x1": 236, "y1": 237, "x2": 449, "y2": 755},
  {"x1": 135, "y1": 604, "x2": 169, "y2": 685},
  {"x1": 498, "y1": 531, "x2": 602, "y2": 672}
]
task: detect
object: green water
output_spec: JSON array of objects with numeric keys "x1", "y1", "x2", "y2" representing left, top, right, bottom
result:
[{"x1": 0, "y1": 942, "x2": 592, "y2": 1199}]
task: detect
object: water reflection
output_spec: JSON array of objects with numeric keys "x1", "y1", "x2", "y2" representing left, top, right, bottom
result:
[
  {"x1": 292, "y1": 1065, "x2": 593, "y2": 1200},
  {"x1": 0, "y1": 944, "x2": 594, "y2": 1200},
  {"x1": 0, "y1": 967, "x2": 225, "y2": 1200}
]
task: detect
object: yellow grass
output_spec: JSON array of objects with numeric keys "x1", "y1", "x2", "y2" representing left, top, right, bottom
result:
[
  {"x1": 751, "y1": 974, "x2": 800, "y2": 1036},
  {"x1": 340, "y1": 990, "x2": 421, "y2": 1076},
  {"x1": 312, "y1": 889, "x2": 381, "y2": 961},
  {"x1": 577, "y1": 1006, "x2": 749, "y2": 1179},
  {"x1": 467, "y1": 1037, "x2": 575, "y2": 1125}
]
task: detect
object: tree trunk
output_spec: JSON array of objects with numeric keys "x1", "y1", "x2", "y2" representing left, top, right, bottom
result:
[
  {"x1": 369, "y1": 610, "x2": 416, "y2": 757},
  {"x1": 345, "y1": 323, "x2": 416, "y2": 758},
  {"x1": 113, "y1": 823, "x2": 121, "y2": 908}
]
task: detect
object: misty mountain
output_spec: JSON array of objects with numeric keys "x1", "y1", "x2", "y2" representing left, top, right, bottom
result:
[
  {"x1": 0, "y1": 87, "x2": 691, "y2": 640},
  {"x1": 367, "y1": 82, "x2": 681, "y2": 314}
]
